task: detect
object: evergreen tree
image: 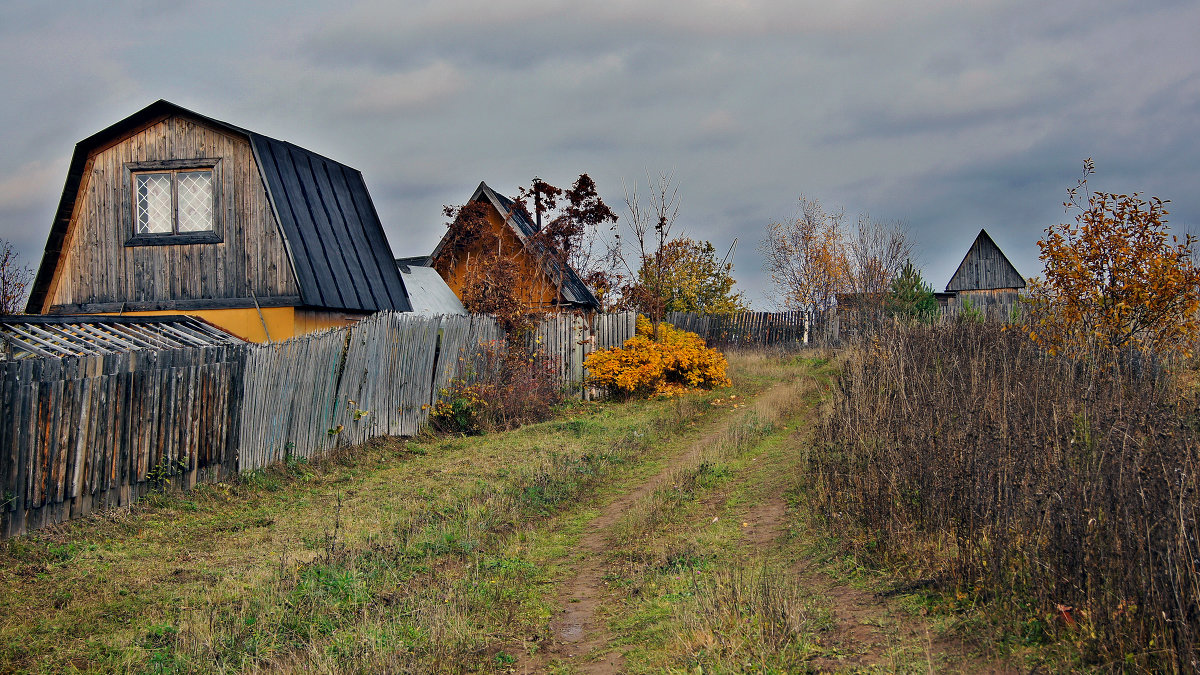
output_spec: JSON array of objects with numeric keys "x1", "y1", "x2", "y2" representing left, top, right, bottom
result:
[{"x1": 886, "y1": 260, "x2": 938, "y2": 324}]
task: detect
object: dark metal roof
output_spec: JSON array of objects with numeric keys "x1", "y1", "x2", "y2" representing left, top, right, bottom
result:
[
  {"x1": 0, "y1": 315, "x2": 243, "y2": 360},
  {"x1": 945, "y1": 229, "x2": 1026, "y2": 292},
  {"x1": 430, "y1": 181, "x2": 600, "y2": 310},
  {"x1": 27, "y1": 100, "x2": 411, "y2": 314},
  {"x1": 250, "y1": 134, "x2": 410, "y2": 312}
]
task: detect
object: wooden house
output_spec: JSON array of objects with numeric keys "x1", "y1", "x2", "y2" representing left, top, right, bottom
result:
[
  {"x1": 941, "y1": 229, "x2": 1025, "y2": 319},
  {"x1": 429, "y1": 182, "x2": 600, "y2": 313},
  {"x1": 25, "y1": 100, "x2": 411, "y2": 342}
]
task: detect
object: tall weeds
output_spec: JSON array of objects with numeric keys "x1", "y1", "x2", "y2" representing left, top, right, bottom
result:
[{"x1": 810, "y1": 322, "x2": 1200, "y2": 671}]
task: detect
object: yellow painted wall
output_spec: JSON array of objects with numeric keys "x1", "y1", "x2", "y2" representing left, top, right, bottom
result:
[{"x1": 104, "y1": 307, "x2": 368, "y2": 343}]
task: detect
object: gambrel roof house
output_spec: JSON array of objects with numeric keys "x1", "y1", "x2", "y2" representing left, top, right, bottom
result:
[
  {"x1": 429, "y1": 181, "x2": 600, "y2": 313},
  {"x1": 26, "y1": 100, "x2": 411, "y2": 342}
]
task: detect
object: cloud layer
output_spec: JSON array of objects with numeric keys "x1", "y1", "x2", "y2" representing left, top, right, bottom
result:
[{"x1": 1, "y1": 0, "x2": 1197, "y2": 306}]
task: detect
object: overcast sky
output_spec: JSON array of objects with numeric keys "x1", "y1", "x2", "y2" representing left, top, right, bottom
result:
[{"x1": 1, "y1": 0, "x2": 1197, "y2": 309}]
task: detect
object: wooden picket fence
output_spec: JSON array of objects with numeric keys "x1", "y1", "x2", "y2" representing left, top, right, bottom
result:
[
  {"x1": 0, "y1": 308, "x2": 842, "y2": 536},
  {"x1": 235, "y1": 313, "x2": 502, "y2": 471},
  {"x1": 665, "y1": 310, "x2": 818, "y2": 348},
  {"x1": 0, "y1": 311, "x2": 642, "y2": 536},
  {"x1": 0, "y1": 346, "x2": 243, "y2": 537},
  {"x1": 529, "y1": 311, "x2": 638, "y2": 398}
]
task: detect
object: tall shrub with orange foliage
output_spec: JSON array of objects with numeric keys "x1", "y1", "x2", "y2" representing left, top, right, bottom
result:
[
  {"x1": 584, "y1": 316, "x2": 730, "y2": 399},
  {"x1": 1027, "y1": 160, "x2": 1200, "y2": 358}
]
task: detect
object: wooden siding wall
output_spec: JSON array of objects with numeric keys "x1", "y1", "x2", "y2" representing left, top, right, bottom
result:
[
  {"x1": 836, "y1": 292, "x2": 1022, "y2": 341},
  {"x1": 948, "y1": 289, "x2": 1021, "y2": 322},
  {"x1": 46, "y1": 115, "x2": 299, "y2": 312},
  {"x1": 945, "y1": 236, "x2": 1024, "y2": 292}
]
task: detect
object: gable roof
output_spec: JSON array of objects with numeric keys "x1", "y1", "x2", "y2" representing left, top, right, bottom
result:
[
  {"x1": 945, "y1": 229, "x2": 1026, "y2": 292},
  {"x1": 431, "y1": 181, "x2": 600, "y2": 310},
  {"x1": 27, "y1": 100, "x2": 411, "y2": 314}
]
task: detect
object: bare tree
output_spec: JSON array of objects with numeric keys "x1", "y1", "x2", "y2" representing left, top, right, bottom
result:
[
  {"x1": 760, "y1": 196, "x2": 913, "y2": 311},
  {"x1": 0, "y1": 239, "x2": 33, "y2": 315},
  {"x1": 619, "y1": 171, "x2": 681, "y2": 327},
  {"x1": 759, "y1": 196, "x2": 847, "y2": 312},
  {"x1": 844, "y1": 214, "x2": 914, "y2": 296}
]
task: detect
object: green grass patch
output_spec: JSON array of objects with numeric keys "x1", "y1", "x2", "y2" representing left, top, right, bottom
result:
[{"x1": 0, "y1": 356, "x2": 784, "y2": 673}]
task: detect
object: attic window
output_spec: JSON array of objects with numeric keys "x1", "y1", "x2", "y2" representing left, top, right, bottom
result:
[
  {"x1": 136, "y1": 168, "x2": 213, "y2": 234},
  {"x1": 125, "y1": 160, "x2": 221, "y2": 246}
]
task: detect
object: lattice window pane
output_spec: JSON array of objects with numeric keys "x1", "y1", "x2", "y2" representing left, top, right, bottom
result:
[
  {"x1": 135, "y1": 173, "x2": 172, "y2": 234},
  {"x1": 176, "y1": 170, "x2": 213, "y2": 233}
]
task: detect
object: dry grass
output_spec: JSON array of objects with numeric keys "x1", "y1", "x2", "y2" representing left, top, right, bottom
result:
[
  {"x1": 0, "y1": 387, "x2": 739, "y2": 674},
  {"x1": 808, "y1": 322, "x2": 1200, "y2": 672}
]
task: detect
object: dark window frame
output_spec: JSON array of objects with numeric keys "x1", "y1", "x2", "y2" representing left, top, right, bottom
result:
[{"x1": 123, "y1": 158, "x2": 223, "y2": 247}]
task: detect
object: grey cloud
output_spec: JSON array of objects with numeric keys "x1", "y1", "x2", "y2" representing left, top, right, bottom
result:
[{"x1": 2, "y1": 0, "x2": 1199, "y2": 307}]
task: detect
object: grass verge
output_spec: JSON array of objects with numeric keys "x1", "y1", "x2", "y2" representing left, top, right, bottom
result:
[{"x1": 0, "y1": 357, "x2": 784, "y2": 673}]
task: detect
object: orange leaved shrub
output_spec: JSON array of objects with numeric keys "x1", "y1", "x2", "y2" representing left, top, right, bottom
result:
[{"x1": 584, "y1": 316, "x2": 730, "y2": 399}]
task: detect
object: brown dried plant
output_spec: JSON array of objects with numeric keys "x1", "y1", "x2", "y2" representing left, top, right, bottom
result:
[{"x1": 812, "y1": 322, "x2": 1200, "y2": 670}]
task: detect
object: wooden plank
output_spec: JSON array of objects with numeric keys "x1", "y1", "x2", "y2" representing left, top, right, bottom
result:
[
  {"x1": 69, "y1": 368, "x2": 94, "y2": 500},
  {"x1": 0, "y1": 362, "x2": 17, "y2": 516}
]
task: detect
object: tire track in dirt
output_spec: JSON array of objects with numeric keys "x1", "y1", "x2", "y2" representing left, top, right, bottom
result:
[{"x1": 542, "y1": 382, "x2": 799, "y2": 674}]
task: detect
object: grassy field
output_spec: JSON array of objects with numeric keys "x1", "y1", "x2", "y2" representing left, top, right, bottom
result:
[{"x1": 0, "y1": 351, "x2": 1014, "y2": 674}]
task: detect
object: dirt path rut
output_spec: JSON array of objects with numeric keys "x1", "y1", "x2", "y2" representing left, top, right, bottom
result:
[{"x1": 542, "y1": 383, "x2": 799, "y2": 673}]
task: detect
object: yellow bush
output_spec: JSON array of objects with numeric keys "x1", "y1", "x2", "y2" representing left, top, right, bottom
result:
[{"x1": 584, "y1": 316, "x2": 731, "y2": 399}]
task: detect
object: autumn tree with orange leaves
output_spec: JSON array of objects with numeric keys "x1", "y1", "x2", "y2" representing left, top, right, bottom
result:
[
  {"x1": 759, "y1": 196, "x2": 912, "y2": 312},
  {"x1": 1026, "y1": 160, "x2": 1200, "y2": 358}
]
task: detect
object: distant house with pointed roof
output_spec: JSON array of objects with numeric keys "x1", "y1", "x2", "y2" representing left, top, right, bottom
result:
[
  {"x1": 428, "y1": 181, "x2": 600, "y2": 313},
  {"x1": 25, "y1": 100, "x2": 411, "y2": 342},
  {"x1": 938, "y1": 228, "x2": 1026, "y2": 320},
  {"x1": 834, "y1": 228, "x2": 1025, "y2": 334}
]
